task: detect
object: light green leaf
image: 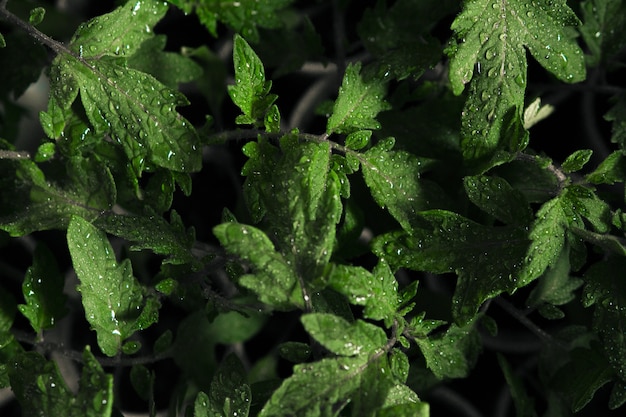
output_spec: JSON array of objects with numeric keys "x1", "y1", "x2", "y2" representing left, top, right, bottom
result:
[
  {"x1": 167, "y1": 0, "x2": 292, "y2": 42},
  {"x1": 258, "y1": 355, "x2": 391, "y2": 417},
  {"x1": 301, "y1": 314, "x2": 388, "y2": 356},
  {"x1": 327, "y1": 262, "x2": 399, "y2": 326},
  {"x1": 0, "y1": 33, "x2": 5, "y2": 48},
  {"x1": 213, "y1": 222, "x2": 303, "y2": 310},
  {"x1": 29, "y1": 7, "x2": 45, "y2": 26},
  {"x1": 227, "y1": 34, "x2": 277, "y2": 127},
  {"x1": 18, "y1": 244, "x2": 68, "y2": 332},
  {"x1": 209, "y1": 354, "x2": 251, "y2": 417},
  {"x1": 327, "y1": 62, "x2": 391, "y2": 135},
  {"x1": 67, "y1": 216, "x2": 159, "y2": 356},
  {"x1": 448, "y1": 0, "x2": 586, "y2": 163}
]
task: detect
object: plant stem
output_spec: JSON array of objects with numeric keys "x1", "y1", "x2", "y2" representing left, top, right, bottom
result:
[{"x1": 0, "y1": 2, "x2": 71, "y2": 56}]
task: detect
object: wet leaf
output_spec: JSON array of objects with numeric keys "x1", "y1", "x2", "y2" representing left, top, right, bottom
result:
[
  {"x1": 67, "y1": 216, "x2": 159, "y2": 356},
  {"x1": 448, "y1": 0, "x2": 586, "y2": 164},
  {"x1": 18, "y1": 244, "x2": 68, "y2": 332},
  {"x1": 301, "y1": 313, "x2": 387, "y2": 356},
  {"x1": 327, "y1": 62, "x2": 391, "y2": 135}
]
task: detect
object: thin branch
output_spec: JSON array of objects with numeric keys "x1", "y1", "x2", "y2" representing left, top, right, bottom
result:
[
  {"x1": 493, "y1": 297, "x2": 568, "y2": 350},
  {"x1": 0, "y1": 3, "x2": 70, "y2": 56},
  {"x1": 12, "y1": 329, "x2": 173, "y2": 367}
]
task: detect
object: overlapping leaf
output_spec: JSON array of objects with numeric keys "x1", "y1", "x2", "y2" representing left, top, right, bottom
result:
[
  {"x1": 67, "y1": 216, "x2": 159, "y2": 356},
  {"x1": 42, "y1": 0, "x2": 200, "y2": 175},
  {"x1": 448, "y1": 0, "x2": 586, "y2": 164},
  {"x1": 9, "y1": 348, "x2": 113, "y2": 417}
]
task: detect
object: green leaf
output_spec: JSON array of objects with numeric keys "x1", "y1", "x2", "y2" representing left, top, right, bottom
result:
[
  {"x1": 127, "y1": 35, "x2": 203, "y2": 89},
  {"x1": 18, "y1": 244, "x2": 68, "y2": 332},
  {"x1": 194, "y1": 391, "x2": 212, "y2": 417},
  {"x1": 0, "y1": 33, "x2": 5, "y2": 48},
  {"x1": 551, "y1": 345, "x2": 614, "y2": 412},
  {"x1": 9, "y1": 348, "x2": 113, "y2": 417},
  {"x1": 94, "y1": 210, "x2": 197, "y2": 266},
  {"x1": 44, "y1": 0, "x2": 200, "y2": 174},
  {"x1": 373, "y1": 210, "x2": 531, "y2": 324},
  {"x1": 586, "y1": 150, "x2": 626, "y2": 184},
  {"x1": 258, "y1": 355, "x2": 392, "y2": 417},
  {"x1": 327, "y1": 262, "x2": 399, "y2": 326},
  {"x1": 527, "y1": 245, "x2": 583, "y2": 317},
  {"x1": 561, "y1": 149, "x2": 593, "y2": 173},
  {"x1": 358, "y1": 0, "x2": 454, "y2": 80},
  {"x1": 227, "y1": 34, "x2": 277, "y2": 127},
  {"x1": 579, "y1": 0, "x2": 626, "y2": 66},
  {"x1": 67, "y1": 216, "x2": 159, "y2": 356},
  {"x1": 327, "y1": 62, "x2": 391, "y2": 135},
  {"x1": 50, "y1": 54, "x2": 199, "y2": 174},
  {"x1": 213, "y1": 222, "x2": 303, "y2": 310},
  {"x1": 239, "y1": 135, "x2": 341, "y2": 287},
  {"x1": 464, "y1": 174, "x2": 533, "y2": 225},
  {"x1": 361, "y1": 139, "x2": 444, "y2": 231},
  {"x1": 28, "y1": 7, "x2": 45, "y2": 26},
  {"x1": 497, "y1": 354, "x2": 538, "y2": 417},
  {"x1": 411, "y1": 320, "x2": 481, "y2": 379},
  {"x1": 301, "y1": 313, "x2": 388, "y2": 356},
  {"x1": 209, "y1": 354, "x2": 251, "y2": 417},
  {"x1": 583, "y1": 257, "x2": 626, "y2": 380},
  {"x1": 0, "y1": 156, "x2": 116, "y2": 236},
  {"x1": 448, "y1": 0, "x2": 586, "y2": 163},
  {"x1": 167, "y1": 0, "x2": 292, "y2": 42}
]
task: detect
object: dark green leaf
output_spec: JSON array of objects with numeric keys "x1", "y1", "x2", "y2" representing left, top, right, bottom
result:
[
  {"x1": 167, "y1": 0, "x2": 292, "y2": 42},
  {"x1": 551, "y1": 345, "x2": 614, "y2": 412},
  {"x1": 580, "y1": 0, "x2": 626, "y2": 66},
  {"x1": 586, "y1": 150, "x2": 626, "y2": 184},
  {"x1": 18, "y1": 244, "x2": 68, "y2": 332},
  {"x1": 95, "y1": 210, "x2": 197, "y2": 266},
  {"x1": 327, "y1": 63, "x2": 391, "y2": 135},
  {"x1": 213, "y1": 222, "x2": 303, "y2": 310},
  {"x1": 411, "y1": 320, "x2": 481, "y2": 379},
  {"x1": 209, "y1": 354, "x2": 251, "y2": 417},
  {"x1": 583, "y1": 258, "x2": 626, "y2": 380},
  {"x1": 498, "y1": 354, "x2": 538, "y2": 417},
  {"x1": 464, "y1": 174, "x2": 533, "y2": 225},
  {"x1": 67, "y1": 216, "x2": 159, "y2": 356},
  {"x1": 127, "y1": 35, "x2": 203, "y2": 89},
  {"x1": 562, "y1": 149, "x2": 593, "y2": 173}
]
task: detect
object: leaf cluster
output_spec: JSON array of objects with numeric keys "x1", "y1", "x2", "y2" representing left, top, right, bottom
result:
[{"x1": 1, "y1": 0, "x2": 626, "y2": 416}]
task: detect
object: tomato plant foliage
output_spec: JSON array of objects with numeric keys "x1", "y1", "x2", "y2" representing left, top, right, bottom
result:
[{"x1": 0, "y1": 0, "x2": 626, "y2": 416}]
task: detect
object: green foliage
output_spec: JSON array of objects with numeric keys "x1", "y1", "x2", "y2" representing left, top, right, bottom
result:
[{"x1": 1, "y1": 0, "x2": 626, "y2": 416}]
